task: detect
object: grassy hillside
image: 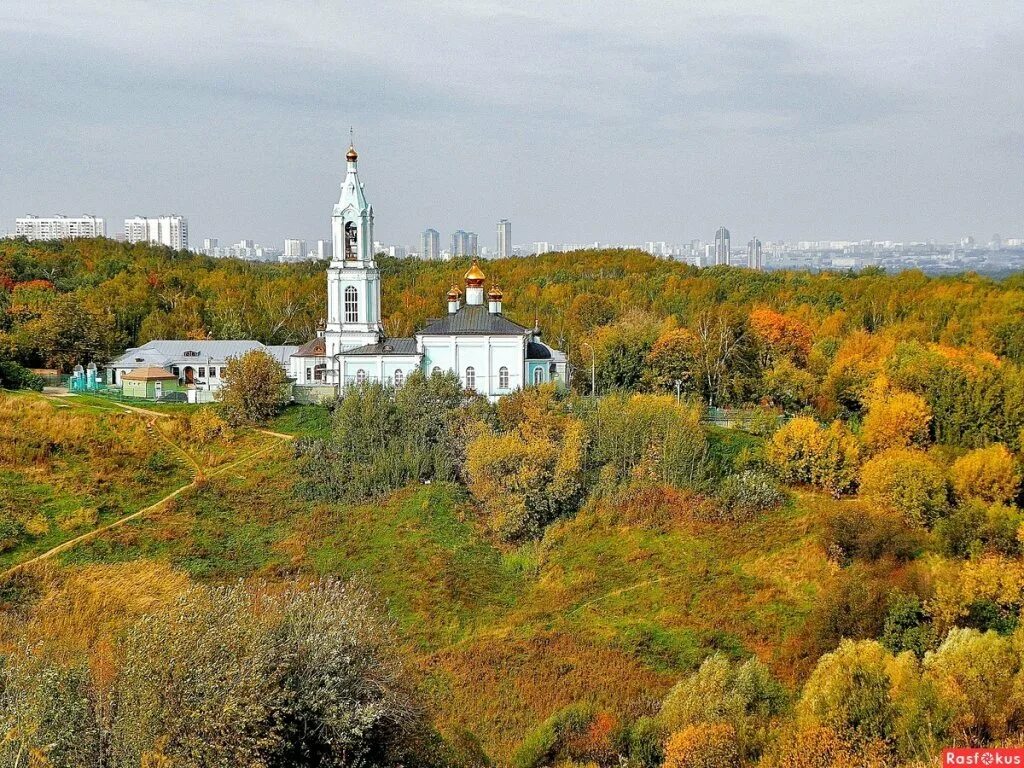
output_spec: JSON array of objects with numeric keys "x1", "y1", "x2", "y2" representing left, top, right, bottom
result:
[{"x1": 0, "y1": 395, "x2": 835, "y2": 763}]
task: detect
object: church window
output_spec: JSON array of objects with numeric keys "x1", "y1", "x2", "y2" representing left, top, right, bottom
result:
[
  {"x1": 394, "y1": 369, "x2": 404, "y2": 387},
  {"x1": 314, "y1": 363, "x2": 326, "y2": 381},
  {"x1": 499, "y1": 366, "x2": 509, "y2": 389},
  {"x1": 345, "y1": 221, "x2": 358, "y2": 260},
  {"x1": 198, "y1": 367, "x2": 206, "y2": 378},
  {"x1": 345, "y1": 286, "x2": 358, "y2": 323},
  {"x1": 533, "y1": 367, "x2": 543, "y2": 385},
  {"x1": 356, "y1": 369, "x2": 367, "y2": 384},
  {"x1": 465, "y1": 366, "x2": 476, "y2": 391},
  {"x1": 306, "y1": 367, "x2": 312, "y2": 382}
]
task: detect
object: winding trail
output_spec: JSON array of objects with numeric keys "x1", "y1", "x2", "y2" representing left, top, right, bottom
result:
[{"x1": 0, "y1": 395, "x2": 292, "y2": 581}]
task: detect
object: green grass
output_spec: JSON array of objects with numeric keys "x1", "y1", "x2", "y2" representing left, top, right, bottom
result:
[
  {"x1": 9, "y1": 400, "x2": 830, "y2": 763},
  {"x1": 267, "y1": 403, "x2": 333, "y2": 437}
]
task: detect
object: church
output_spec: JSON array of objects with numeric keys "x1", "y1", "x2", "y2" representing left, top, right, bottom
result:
[{"x1": 290, "y1": 143, "x2": 567, "y2": 401}]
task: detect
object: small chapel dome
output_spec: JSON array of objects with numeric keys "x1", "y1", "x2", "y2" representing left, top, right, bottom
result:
[
  {"x1": 346, "y1": 144, "x2": 358, "y2": 162},
  {"x1": 487, "y1": 285, "x2": 503, "y2": 300},
  {"x1": 447, "y1": 284, "x2": 461, "y2": 300},
  {"x1": 464, "y1": 258, "x2": 486, "y2": 287}
]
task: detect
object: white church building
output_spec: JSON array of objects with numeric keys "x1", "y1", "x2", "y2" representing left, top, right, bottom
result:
[{"x1": 290, "y1": 143, "x2": 567, "y2": 400}]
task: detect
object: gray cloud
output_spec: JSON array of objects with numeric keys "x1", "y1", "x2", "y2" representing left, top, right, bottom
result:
[{"x1": 0, "y1": 0, "x2": 1022, "y2": 246}]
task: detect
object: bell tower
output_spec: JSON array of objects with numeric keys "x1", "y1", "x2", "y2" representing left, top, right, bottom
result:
[{"x1": 324, "y1": 140, "x2": 383, "y2": 372}]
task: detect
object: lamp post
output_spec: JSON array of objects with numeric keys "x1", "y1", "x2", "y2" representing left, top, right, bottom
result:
[{"x1": 580, "y1": 342, "x2": 596, "y2": 397}]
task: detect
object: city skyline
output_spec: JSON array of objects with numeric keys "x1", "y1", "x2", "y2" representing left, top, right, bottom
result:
[{"x1": 1, "y1": 2, "x2": 1022, "y2": 247}]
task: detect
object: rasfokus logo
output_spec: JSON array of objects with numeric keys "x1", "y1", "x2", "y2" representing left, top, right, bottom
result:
[{"x1": 944, "y1": 749, "x2": 1024, "y2": 766}]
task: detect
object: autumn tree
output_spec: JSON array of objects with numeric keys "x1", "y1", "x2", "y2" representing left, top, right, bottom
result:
[
  {"x1": 587, "y1": 309, "x2": 662, "y2": 392},
  {"x1": 796, "y1": 639, "x2": 943, "y2": 762},
  {"x1": 859, "y1": 448, "x2": 949, "y2": 526},
  {"x1": 645, "y1": 327, "x2": 698, "y2": 393},
  {"x1": 217, "y1": 348, "x2": 288, "y2": 425},
  {"x1": 950, "y1": 444, "x2": 1021, "y2": 503},
  {"x1": 662, "y1": 723, "x2": 739, "y2": 768},
  {"x1": 586, "y1": 394, "x2": 710, "y2": 489},
  {"x1": 923, "y1": 628, "x2": 1024, "y2": 743},
  {"x1": 690, "y1": 309, "x2": 758, "y2": 406},
  {"x1": 861, "y1": 390, "x2": 933, "y2": 454},
  {"x1": 749, "y1": 306, "x2": 813, "y2": 367},
  {"x1": 466, "y1": 390, "x2": 586, "y2": 541},
  {"x1": 656, "y1": 655, "x2": 785, "y2": 763},
  {"x1": 766, "y1": 416, "x2": 860, "y2": 496}
]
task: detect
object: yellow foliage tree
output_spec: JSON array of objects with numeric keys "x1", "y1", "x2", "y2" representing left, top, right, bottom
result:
[
  {"x1": 859, "y1": 448, "x2": 949, "y2": 526},
  {"x1": 923, "y1": 628, "x2": 1024, "y2": 743},
  {"x1": 861, "y1": 390, "x2": 932, "y2": 454},
  {"x1": 796, "y1": 639, "x2": 941, "y2": 761},
  {"x1": 927, "y1": 555, "x2": 1024, "y2": 633},
  {"x1": 762, "y1": 726, "x2": 888, "y2": 768},
  {"x1": 766, "y1": 416, "x2": 860, "y2": 496},
  {"x1": 662, "y1": 722, "x2": 739, "y2": 768},
  {"x1": 465, "y1": 416, "x2": 586, "y2": 542},
  {"x1": 951, "y1": 444, "x2": 1021, "y2": 503}
]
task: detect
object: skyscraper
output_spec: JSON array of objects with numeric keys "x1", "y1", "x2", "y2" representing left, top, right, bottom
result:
[
  {"x1": 421, "y1": 228, "x2": 440, "y2": 261},
  {"x1": 715, "y1": 227, "x2": 731, "y2": 266},
  {"x1": 747, "y1": 237, "x2": 763, "y2": 270},
  {"x1": 124, "y1": 215, "x2": 188, "y2": 250},
  {"x1": 497, "y1": 219, "x2": 511, "y2": 259},
  {"x1": 450, "y1": 230, "x2": 478, "y2": 257}
]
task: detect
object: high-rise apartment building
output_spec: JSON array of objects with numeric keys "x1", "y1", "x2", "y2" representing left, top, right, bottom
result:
[
  {"x1": 124, "y1": 215, "x2": 188, "y2": 250},
  {"x1": 203, "y1": 238, "x2": 219, "y2": 250},
  {"x1": 497, "y1": 219, "x2": 511, "y2": 259},
  {"x1": 747, "y1": 237, "x2": 763, "y2": 270},
  {"x1": 16, "y1": 215, "x2": 106, "y2": 240},
  {"x1": 421, "y1": 228, "x2": 440, "y2": 261},
  {"x1": 284, "y1": 239, "x2": 307, "y2": 259},
  {"x1": 450, "y1": 230, "x2": 478, "y2": 257},
  {"x1": 715, "y1": 227, "x2": 731, "y2": 266},
  {"x1": 316, "y1": 239, "x2": 332, "y2": 260}
]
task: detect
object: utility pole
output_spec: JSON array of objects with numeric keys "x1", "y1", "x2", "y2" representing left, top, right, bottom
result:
[{"x1": 675, "y1": 379, "x2": 682, "y2": 405}]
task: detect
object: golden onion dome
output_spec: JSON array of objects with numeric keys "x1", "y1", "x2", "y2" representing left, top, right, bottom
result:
[
  {"x1": 346, "y1": 144, "x2": 358, "y2": 162},
  {"x1": 488, "y1": 285, "x2": 503, "y2": 300},
  {"x1": 464, "y1": 258, "x2": 486, "y2": 287},
  {"x1": 446, "y1": 284, "x2": 461, "y2": 300}
]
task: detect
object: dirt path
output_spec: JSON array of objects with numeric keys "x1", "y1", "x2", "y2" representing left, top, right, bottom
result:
[{"x1": 1, "y1": 396, "x2": 292, "y2": 581}]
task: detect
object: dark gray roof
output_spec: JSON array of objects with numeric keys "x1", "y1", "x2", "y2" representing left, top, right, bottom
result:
[
  {"x1": 526, "y1": 341, "x2": 551, "y2": 359},
  {"x1": 419, "y1": 305, "x2": 529, "y2": 336},
  {"x1": 344, "y1": 337, "x2": 418, "y2": 356}
]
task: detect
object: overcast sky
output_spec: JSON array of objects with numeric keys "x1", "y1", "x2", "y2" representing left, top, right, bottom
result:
[{"x1": 2, "y1": 1, "x2": 1022, "y2": 248}]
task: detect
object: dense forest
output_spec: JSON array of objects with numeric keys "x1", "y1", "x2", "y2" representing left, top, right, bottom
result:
[{"x1": 3, "y1": 238, "x2": 1024, "y2": 766}]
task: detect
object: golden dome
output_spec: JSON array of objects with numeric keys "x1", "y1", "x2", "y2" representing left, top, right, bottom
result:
[
  {"x1": 464, "y1": 258, "x2": 486, "y2": 287},
  {"x1": 346, "y1": 144, "x2": 358, "y2": 162},
  {"x1": 488, "y1": 285, "x2": 503, "y2": 300},
  {"x1": 446, "y1": 284, "x2": 461, "y2": 300}
]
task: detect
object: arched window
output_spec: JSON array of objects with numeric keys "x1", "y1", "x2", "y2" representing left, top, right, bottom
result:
[
  {"x1": 393, "y1": 369, "x2": 404, "y2": 387},
  {"x1": 533, "y1": 367, "x2": 543, "y2": 385},
  {"x1": 431, "y1": 366, "x2": 441, "y2": 375},
  {"x1": 550, "y1": 363, "x2": 559, "y2": 382},
  {"x1": 356, "y1": 369, "x2": 366, "y2": 384},
  {"x1": 313, "y1": 363, "x2": 327, "y2": 382},
  {"x1": 499, "y1": 366, "x2": 509, "y2": 389},
  {"x1": 344, "y1": 286, "x2": 358, "y2": 323},
  {"x1": 465, "y1": 366, "x2": 476, "y2": 391}
]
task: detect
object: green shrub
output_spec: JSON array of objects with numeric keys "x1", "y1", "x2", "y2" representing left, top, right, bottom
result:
[
  {"x1": 822, "y1": 505, "x2": 925, "y2": 564},
  {"x1": 0, "y1": 359, "x2": 44, "y2": 391},
  {"x1": 510, "y1": 702, "x2": 595, "y2": 768},
  {"x1": 715, "y1": 470, "x2": 786, "y2": 521}
]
